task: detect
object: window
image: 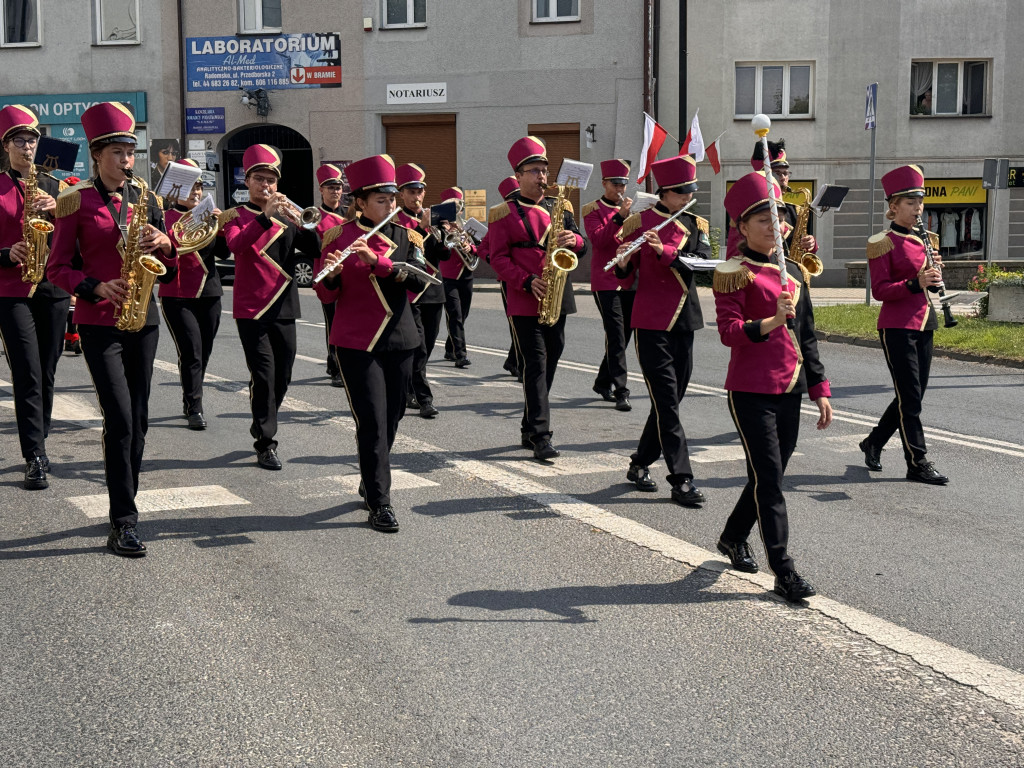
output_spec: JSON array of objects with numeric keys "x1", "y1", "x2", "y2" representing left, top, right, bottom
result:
[
  {"x1": 1, "y1": 0, "x2": 40, "y2": 46},
  {"x1": 533, "y1": 0, "x2": 580, "y2": 22},
  {"x1": 383, "y1": 0, "x2": 426, "y2": 28},
  {"x1": 238, "y1": 0, "x2": 281, "y2": 34},
  {"x1": 95, "y1": 0, "x2": 139, "y2": 44},
  {"x1": 734, "y1": 63, "x2": 813, "y2": 118},
  {"x1": 910, "y1": 60, "x2": 988, "y2": 116}
]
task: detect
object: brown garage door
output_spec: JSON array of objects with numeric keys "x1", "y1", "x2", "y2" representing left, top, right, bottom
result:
[
  {"x1": 384, "y1": 113, "x2": 457, "y2": 206},
  {"x1": 528, "y1": 122, "x2": 581, "y2": 213}
]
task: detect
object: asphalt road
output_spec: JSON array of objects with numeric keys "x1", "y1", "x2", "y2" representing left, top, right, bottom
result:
[{"x1": 1, "y1": 283, "x2": 1022, "y2": 767}]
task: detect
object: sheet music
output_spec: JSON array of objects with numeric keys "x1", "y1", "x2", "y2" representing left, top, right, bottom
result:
[
  {"x1": 191, "y1": 194, "x2": 215, "y2": 222},
  {"x1": 810, "y1": 184, "x2": 850, "y2": 212},
  {"x1": 676, "y1": 256, "x2": 719, "y2": 271},
  {"x1": 556, "y1": 159, "x2": 594, "y2": 189},
  {"x1": 631, "y1": 192, "x2": 659, "y2": 213},
  {"x1": 463, "y1": 217, "x2": 487, "y2": 242},
  {"x1": 155, "y1": 163, "x2": 203, "y2": 202}
]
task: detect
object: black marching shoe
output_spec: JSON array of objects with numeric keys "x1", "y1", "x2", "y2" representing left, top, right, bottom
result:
[
  {"x1": 107, "y1": 524, "x2": 147, "y2": 557},
  {"x1": 256, "y1": 447, "x2": 282, "y2": 470},
  {"x1": 406, "y1": 393, "x2": 419, "y2": 409},
  {"x1": 671, "y1": 480, "x2": 706, "y2": 507},
  {"x1": 503, "y1": 363, "x2": 520, "y2": 379},
  {"x1": 331, "y1": 373, "x2": 345, "y2": 388},
  {"x1": 626, "y1": 464, "x2": 658, "y2": 492},
  {"x1": 419, "y1": 402, "x2": 439, "y2": 419},
  {"x1": 614, "y1": 394, "x2": 632, "y2": 412},
  {"x1": 357, "y1": 480, "x2": 370, "y2": 511},
  {"x1": 774, "y1": 571, "x2": 816, "y2": 603},
  {"x1": 859, "y1": 438, "x2": 882, "y2": 471},
  {"x1": 187, "y1": 412, "x2": 207, "y2": 431},
  {"x1": 906, "y1": 461, "x2": 949, "y2": 485},
  {"x1": 716, "y1": 538, "x2": 759, "y2": 573},
  {"x1": 521, "y1": 435, "x2": 534, "y2": 449},
  {"x1": 39, "y1": 454, "x2": 50, "y2": 471},
  {"x1": 592, "y1": 384, "x2": 615, "y2": 403},
  {"x1": 454, "y1": 357, "x2": 472, "y2": 369},
  {"x1": 24, "y1": 457, "x2": 48, "y2": 490},
  {"x1": 443, "y1": 351, "x2": 455, "y2": 362},
  {"x1": 368, "y1": 504, "x2": 400, "y2": 532},
  {"x1": 533, "y1": 440, "x2": 560, "y2": 461}
]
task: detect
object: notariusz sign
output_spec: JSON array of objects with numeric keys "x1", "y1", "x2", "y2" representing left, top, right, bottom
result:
[{"x1": 386, "y1": 83, "x2": 447, "y2": 105}]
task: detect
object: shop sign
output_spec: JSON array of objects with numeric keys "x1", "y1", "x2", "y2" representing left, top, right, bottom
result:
[
  {"x1": 1007, "y1": 168, "x2": 1024, "y2": 188},
  {"x1": 0, "y1": 91, "x2": 147, "y2": 124},
  {"x1": 186, "y1": 33, "x2": 341, "y2": 91},
  {"x1": 185, "y1": 107, "x2": 226, "y2": 134},
  {"x1": 386, "y1": 83, "x2": 447, "y2": 104},
  {"x1": 923, "y1": 179, "x2": 987, "y2": 205}
]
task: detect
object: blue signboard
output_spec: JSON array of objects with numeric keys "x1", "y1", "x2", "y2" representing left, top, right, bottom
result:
[
  {"x1": 186, "y1": 107, "x2": 226, "y2": 134},
  {"x1": 185, "y1": 33, "x2": 342, "y2": 91},
  {"x1": 0, "y1": 91, "x2": 147, "y2": 124}
]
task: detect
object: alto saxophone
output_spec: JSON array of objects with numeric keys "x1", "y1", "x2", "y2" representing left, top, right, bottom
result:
[
  {"x1": 537, "y1": 183, "x2": 579, "y2": 326},
  {"x1": 786, "y1": 186, "x2": 823, "y2": 278},
  {"x1": 20, "y1": 163, "x2": 55, "y2": 285},
  {"x1": 114, "y1": 170, "x2": 168, "y2": 332}
]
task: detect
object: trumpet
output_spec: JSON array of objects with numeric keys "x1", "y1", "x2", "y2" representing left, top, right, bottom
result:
[
  {"x1": 312, "y1": 208, "x2": 400, "y2": 285},
  {"x1": 264, "y1": 190, "x2": 321, "y2": 229}
]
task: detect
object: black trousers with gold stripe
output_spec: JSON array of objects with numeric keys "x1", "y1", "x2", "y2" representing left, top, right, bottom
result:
[
  {"x1": 868, "y1": 328, "x2": 933, "y2": 468},
  {"x1": 442, "y1": 275, "x2": 473, "y2": 362},
  {"x1": 510, "y1": 314, "x2": 566, "y2": 444},
  {"x1": 410, "y1": 301, "x2": 444, "y2": 405},
  {"x1": 237, "y1": 319, "x2": 296, "y2": 453},
  {"x1": 632, "y1": 327, "x2": 694, "y2": 484},
  {"x1": 321, "y1": 300, "x2": 340, "y2": 376},
  {"x1": 721, "y1": 390, "x2": 802, "y2": 578},
  {"x1": 593, "y1": 289, "x2": 634, "y2": 397},
  {"x1": 500, "y1": 282, "x2": 524, "y2": 375},
  {"x1": 161, "y1": 296, "x2": 221, "y2": 417}
]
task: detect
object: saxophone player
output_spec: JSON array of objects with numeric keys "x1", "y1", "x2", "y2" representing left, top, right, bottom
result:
[
  {"x1": 47, "y1": 102, "x2": 177, "y2": 557},
  {"x1": 488, "y1": 136, "x2": 587, "y2": 460},
  {"x1": 613, "y1": 155, "x2": 711, "y2": 506},
  {"x1": 0, "y1": 105, "x2": 70, "y2": 491}
]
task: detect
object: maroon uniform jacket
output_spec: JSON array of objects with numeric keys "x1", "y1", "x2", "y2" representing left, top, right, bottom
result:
[
  {"x1": 395, "y1": 206, "x2": 445, "y2": 304},
  {"x1": 713, "y1": 248, "x2": 830, "y2": 400},
  {"x1": 314, "y1": 217, "x2": 426, "y2": 352},
  {"x1": 867, "y1": 225, "x2": 939, "y2": 332},
  {"x1": 487, "y1": 195, "x2": 586, "y2": 317},
  {"x1": 48, "y1": 179, "x2": 177, "y2": 327},
  {"x1": 160, "y1": 205, "x2": 225, "y2": 299},
  {"x1": 584, "y1": 197, "x2": 634, "y2": 292},
  {"x1": 0, "y1": 168, "x2": 69, "y2": 300}
]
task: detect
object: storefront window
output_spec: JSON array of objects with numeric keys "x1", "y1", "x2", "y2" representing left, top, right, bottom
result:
[{"x1": 922, "y1": 178, "x2": 986, "y2": 260}]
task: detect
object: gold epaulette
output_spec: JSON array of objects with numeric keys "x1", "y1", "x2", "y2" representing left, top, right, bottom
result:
[
  {"x1": 927, "y1": 231, "x2": 940, "y2": 251},
  {"x1": 713, "y1": 258, "x2": 755, "y2": 293},
  {"x1": 581, "y1": 200, "x2": 599, "y2": 218},
  {"x1": 866, "y1": 231, "x2": 894, "y2": 260},
  {"x1": 407, "y1": 229, "x2": 424, "y2": 249},
  {"x1": 217, "y1": 208, "x2": 240, "y2": 227},
  {"x1": 55, "y1": 187, "x2": 81, "y2": 218},
  {"x1": 695, "y1": 215, "x2": 709, "y2": 235},
  {"x1": 488, "y1": 202, "x2": 510, "y2": 224},
  {"x1": 57, "y1": 179, "x2": 69, "y2": 193},
  {"x1": 617, "y1": 212, "x2": 643, "y2": 241},
  {"x1": 322, "y1": 224, "x2": 345, "y2": 251}
]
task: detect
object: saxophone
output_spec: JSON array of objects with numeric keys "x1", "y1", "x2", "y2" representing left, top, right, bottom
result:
[
  {"x1": 20, "y1": 163, "x2": 55, "y2": 285},
  {"x1": 114, "y1": 170, "x2": 168, "y2": 332},
  {"x1": 537, "y1": 183, "x2": 579, "y2": 326},
  {"x1": 786, "y1": 186, "x2": 823, "y2": 278}
]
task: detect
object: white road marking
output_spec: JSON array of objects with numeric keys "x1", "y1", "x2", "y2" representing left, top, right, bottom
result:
[
  {"x1": 282, "y1": 471, "x2": 438, "y2": 499},
  {"x1": 0, "y1": 379, "x2": 102, "y2": 423},
  {"x1": 295, "y1": 353, "x2": 327, "y2": 365},
  {"x1": 498, "y1": 452, "x2": 631, "y2": 477},
  {"x1": 690, "y1": 444, "x2": 753, "y2": 463},
  {"x1": 68, "y1": 485, "x2": 249, "y2": 519}
]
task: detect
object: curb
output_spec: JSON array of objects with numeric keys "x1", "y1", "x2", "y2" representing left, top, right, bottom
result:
[{"x1": 815, "y1": 331, "x2": 1024, "y2": 370}]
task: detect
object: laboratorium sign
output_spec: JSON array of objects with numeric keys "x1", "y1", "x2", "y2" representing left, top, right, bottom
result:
[
  {"x1": 386, "y1": 83, "x2": 448, "y2": 105},
  {"x1": 185, "y1": 33, "x2": 341, "y2": 91}
]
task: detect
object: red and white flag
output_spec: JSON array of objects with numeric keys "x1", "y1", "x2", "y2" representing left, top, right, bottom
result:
[
  {"x1": 688, "y1": 110, "x2": 705, "y2": 163},
  {"x1": 705, "y1": 140, "x2": 722, "y2": 174},
  {"x1": 636, "y1": 112, "x2": 668, "y2": 182}
]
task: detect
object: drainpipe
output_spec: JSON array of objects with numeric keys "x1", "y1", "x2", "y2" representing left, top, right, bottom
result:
[
  {"x1": 643, "y1": 0, "x2": 654, "y2": 191},
  {"x1": 679, "y1": 0, "x2": 686, "y2": 146},
  {"x1": 177, "y1": 0, "x2": 188, "y2": 144}
]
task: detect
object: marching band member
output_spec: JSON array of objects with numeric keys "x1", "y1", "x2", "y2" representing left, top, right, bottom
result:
[
  {"x1": 495, "y1": 175, "x2": 525, "y2": 381},
  {"x1": 712, "y1": 170, "x2": 832, "y2": 602},
  {"x1": 613, "y1": 155, "x2": 711, "y2": 506},
  {"x1": 396, "y1": 163, "x2": 446, "y2": 418},
  {"x1": 48, "y1": 102, "x2": 177, "y2": 557},
  {"x1": 0, "y1": 105, "x2": 70, "y2": 490},
  {"x1": 313, "y1": 164, "x2": 347, "y2": 388},
  {"x1": 160, "y1": 159, "x2": 224, "y2": 431},
  {"x1": 219, "y1": 144, "x2": 318, "y2": 470},
  {"x1": 489, "y1": 136, "x2": 588, "y2": 460},
  {"x1": 439, "y1": 186, "x2": 475, "y2": 368},
  {"x1": 585, "y1": 158, "x2": 635, "y2": 412},
  {"x1": 859, "y1": 165, "x2": 949, "y2": 485},
  {"x1": 315, "y1": 154, "x2": 427, "y2": 533}
]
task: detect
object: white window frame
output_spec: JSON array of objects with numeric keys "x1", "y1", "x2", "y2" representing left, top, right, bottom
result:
[
  {"x1": 94, "y1": 0, "x2": 141, "y2": 45},
  {"x1": 734, "y1": 62, "x2": 815, "y2": 120},
  {"x1": 238, "y1": 0, "x2": 281, "y2": 35},
  {"x1": 532, "y1": 0, "x2": 580, "y2": 23},
  {"x1": 910, "y1": 59, "x2": 990, "y2": 117},
  {"x1": 381, "y1": 0, "x2": 427, "y2": 29},
  {"x1": 1, "y1": 0, "x2": 42, "y2": 47}
]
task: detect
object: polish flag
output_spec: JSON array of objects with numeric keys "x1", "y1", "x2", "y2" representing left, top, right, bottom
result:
[
  {"x1": 637, "y1": 112, "x2": 668, "y2": 182},
  {"x1": 705, "y1": 140, "x2": 722, "y2": 174}
]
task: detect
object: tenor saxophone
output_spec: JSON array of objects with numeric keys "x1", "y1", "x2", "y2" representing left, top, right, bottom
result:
[
  {"x1": 20, "y1": 163, "x2": 55, "y2": 285},
  {"x1": 114, "y1": 170, "x2": 167, "y2": 332},
  {"x1": 786, "y1": 186, "x2": 823, "y2": 278},
  {"x1": 537, "y1": 184, "x2": 579, "y2": 326}
]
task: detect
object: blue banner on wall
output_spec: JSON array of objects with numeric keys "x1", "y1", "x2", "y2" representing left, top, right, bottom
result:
[
  {"x1": 185, "y1": 107, "x2": 226, "y2": 134},
  {"x1": 185, "y1": 33, "x2": 342, "y2": 91},
  {"x1": 0, "y1": 91, "x2": 147, "y2": 124}
]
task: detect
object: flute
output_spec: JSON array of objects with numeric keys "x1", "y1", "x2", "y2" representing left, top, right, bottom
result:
[
  {"x1": 311, "y1": 208, "x2": 400, "y2": 286},
  {"x1": 603, "y1": 199, "x2": 696, "y2": 272}
]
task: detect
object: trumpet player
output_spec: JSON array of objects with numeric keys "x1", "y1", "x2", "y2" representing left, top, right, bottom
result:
[
  {"x1": 0, "y1": 105, "x2": 70, "y2": 491},
  {"x1": 161, "y1": 158, "x2": 225, "y2": 430},
  {"x1": 48, "y1": 102, "x2": 177, "y2": 557},
  {"x1": 489, "y1": 136, "x2": 587, "y2": 460},
  {"x1": 613, "y1": 155, "x2": 711, "y2": 506},
  {"x1": 438, "y1": 186, "x2": 476, "y2": 369},
  {"x1": 219, "y1": 144, "x2": 318, "y2": 470},
  {"x1": 584, "y1": 159, "x2": 635, "y2": 412},
  {"x1": 314, "y1": 164, "x2": 348, "y2": 388},
  {"x1": 396, "y1": 163, "x2": 447, "y2": 418}
]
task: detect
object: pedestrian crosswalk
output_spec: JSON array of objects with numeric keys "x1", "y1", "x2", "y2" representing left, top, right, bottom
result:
[{"x1": 67, "y1": 484, "x2": 250, "y2": 519}]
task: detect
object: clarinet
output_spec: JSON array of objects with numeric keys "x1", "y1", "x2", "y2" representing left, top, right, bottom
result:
[{"x1": 914, "y1": 215, "x2": 958, "y2": 328}]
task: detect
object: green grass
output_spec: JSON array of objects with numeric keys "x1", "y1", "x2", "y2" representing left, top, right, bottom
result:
[{"x1": 814, "y1": 305, "x2": 1024, "y2": 361}]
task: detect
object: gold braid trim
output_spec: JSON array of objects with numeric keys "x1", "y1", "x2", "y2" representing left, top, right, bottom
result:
[
  {"x1": 694, "y1": 215, "x2": 710, "y2": 235},
  {"x1": 786, "y1": 258, "x2": 812, "y2": 284},
  {"x1": 322, "y1": 224, "x2": 345, "y2": 251},
  {"x1": 57, "y1": 179, "x2": 69, "y2": 192},
  {"x1": 217, "y1": 208, "x2": 240, "y2": 227},
  {"x1": 407, "y1": 229, "x2": 424, "y2": 249},
  {"x1": 55, "y1": 188, "x2": 81, "y2": 218},
  {"x1": 927, "y1": 231, "x2": 940, "y2": 251},
  {"x1": 581, "y1": 200, "x2": 599, "y2": 218},
  {"x1": 562, "y1": 199, "x2": 574, "y2": 215},
  {"x1": 488, "y1": 202, "x2": 510, "y2": 224},
  {"x1": 866, "y1": 231, "x2": 894, "y2": 260},
  {"x1": 713, "y1": 258, "x2": 755, "y2": 293},
  {"x1": 616, "y1": 212, "x2": 643, "y2": 241}
]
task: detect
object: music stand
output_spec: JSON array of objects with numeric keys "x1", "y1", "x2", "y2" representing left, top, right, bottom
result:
[{"x1": 811, "y1": 184, "x2": 850, "y2": 213}]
